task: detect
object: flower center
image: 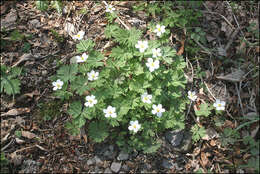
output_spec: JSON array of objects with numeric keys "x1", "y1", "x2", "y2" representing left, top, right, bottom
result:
[
  {"x1": 151, "y1": 62, "x2": 155, "y2": 67},
  {"x1": 88, "y1": 100, "x2": 93, "y2": 104},
  {"x1": 81, "y1": 56, "x2": 84, "y2": 60},
  {"x1": 144, "y1": 97, "x2": 148, "y2": 101},
  {"x1": 158, "y1": 28, "x2": 161, "y2": 32},
  {"x1": 140, "y1": 44, "x2": 145, "y2": 49},
  {"x1": 77, "y1": 34, "x2": 80, "y2": 38},
  {"x1": 133, "y1": 125, "x2": 137, "y2": 129},
  {"x1": 92, "y1": 74, "x2": 95, "y2": 78},
  {"x1": 57, "y1": 84, "x2": 61, "y2": 88},
  {"x1": 108, "y1": 111, "x2": 113, "y2": 114},
  {"x1": 156, "y1": 108, "x2": 160, "y2": 112},
  {"x1": 218, "y1": 104, "x2": 222, "y2": 107}
]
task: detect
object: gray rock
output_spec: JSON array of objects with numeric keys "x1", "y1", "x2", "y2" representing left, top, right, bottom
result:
[
  {"x1": 94, "y1": 166, "x2": 103, "y2": 173},
  {"x1": 177, "y1": 131, "x2": 192, "y2": 153},
  {"x1": 110, "y1": 162, "x2": 121, "y2": 173},
  {"x1": 165, "y1": 129, "x2": 184, "y2": 147},
  {"x1": 94, "y1": 155, "x2": 103, "y2": 166},
  {"x1": 161, "y1": 159, "x2": 180, "y2": 170},
  {"x1": 121, "y1": 164, "x2": 130, "y2": 172},
  {"x1": 117, "y1": 151, "x2": 129, "y2": 161},
  {"x1": 87, "y1": 158, "x2": 95, "y2": 166},
  {"x1": 162, "y1": 159, "x2": 173, "y2": 169},
  {"x1": 104, "y1": 168, "x2": 112, "y2": 173}
]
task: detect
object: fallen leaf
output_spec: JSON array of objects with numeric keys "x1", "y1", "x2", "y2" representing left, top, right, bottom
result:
[
  {"x1": 15, "y1": 137, "x2": 25, "y2": 144},
  {"x1": 200, "y1": 152, "x2": 209, "y2": 168},
  {"x1": 216, "y1": 69, "x2": 245, "y2": 82},
  {"x1": 202, "y1": 128, "x2": 219, "y2": 140},
  {"x1": 177, "y1": 39, "x2": 185, "y2": 55},
  {"x1": 21, "y1": 131, "x2": 36, "y2": 139},
  {"x1": 210, "y1": 139, "x2": 216, "y2": 146},
  {"x1": 1, "y1": 108, "x2": 30, "y2": 117},
  {"x1": 1, "y1": 9, "x2": 17, "y2": 30}
]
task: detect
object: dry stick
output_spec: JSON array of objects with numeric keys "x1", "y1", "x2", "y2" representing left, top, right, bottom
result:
[
  {"x1": 1, "y1": 138, "x2": 14, "y2": 151},
  {"x1": 204, "y1": 82, "x2": 216, "y2": 101},
  {"x1": 224, "y1": 27, "x2": 240, "y2": 51},
  {"x1": 235, "y1": 82, "x2": 245, "y2": 116}
]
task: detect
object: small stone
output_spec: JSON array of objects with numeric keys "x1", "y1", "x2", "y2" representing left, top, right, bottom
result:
[
  {"x1": 121, "y1": 164, "x2": 130, "y2": 172},
  {"x1": 94, "y1": 156, "x2": 103, "y2": 166},
  {"x1": 117, "y1": 151, "x2": 129, "y2": 161},
  {"x1": 162, "y1": 159, "x2": 173, "y2": 169},
  {"x1": 87, "y1": 158, "x2": 95, "y2": 166},
  {"x1": 41, "y1": 70, "x2": 48, "y2": 76},
  {"x1": 165, "y1": 129, "x2": 184, "y2": 147},
  {"x1": 178, "y1": 131, "x2": 192, "y2": 153},
  {"x1": 111, "y1": 162, "x2": 121, "y2": 173},
  {"x1": 104, "y1": 168, "x2": 112, "y2": 173},
  {"x1": 30, "y1": 19, "x2": 40, "y2": 28},
  {"x1": 94, "y1": 166, "x2": 103, "y2": 173}
]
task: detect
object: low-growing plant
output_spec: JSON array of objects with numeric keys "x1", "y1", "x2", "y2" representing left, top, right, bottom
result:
[
  {"x1": 191, "y1": 124, "x2": 206, "y2": 143},
  {"x1": 35, "y1": 0, "x2": 63, "y2": 14},
  {"x1": 51, "y1": 19, "x2": 188, "y2": 152},
  {"x1": 0, "y1": 65, "x2": 22, "y2": 97}
]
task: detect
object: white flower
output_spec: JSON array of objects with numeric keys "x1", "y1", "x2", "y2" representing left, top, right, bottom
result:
[
  {"x1": 105, "y1": 4, "x2": 115, "y2": 13},
  {"x1": 52, "y1": 79, "x2": 64, "y2": 91},
  {"x1": 103, "y1": 106, "x2": 117, "y2": 118},
  {"x1": 154, "y1": 24, "x2": 166, "y2": 37},
  {"x1": 128, "y1": 120, "x2": 141, "y2": 133},
  {"x1": 141, "y1": 93, "x2": 152, "y2": 104},
  {"x1": 84, "y1": 95, "x2": 97, "y2": 107},
  {"x1": 146, "y1": 58, "x2": 160, "y2": 72},
  {"x1": 152, "y1": 48, "x2": 162, "y2": 58},
  {"x1": 135, "y1": 40, "x2": 148, "y2": 53},
  {"x1": 87, "y1": 70, "x2": 99, "y2": 81},
  {"x1": 76, "y1": 53, "x2": 88, "y2": 63},
  {"x1": 188, "y1": 91, "x2": 197, "y2": 101},
  {"x1": 72, "y1": 31, "x2": 85, "y2": 40},
  {"x1": 152, "y1": 104, "x2": 165, "y2": 117},
  {"x1": 213, "y1": 99, "x2": 226, "y2": 111}
]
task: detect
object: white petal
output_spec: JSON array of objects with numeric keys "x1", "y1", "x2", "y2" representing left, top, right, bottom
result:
[
  {"x1": 221, "y1": 101, "x2": 226, "y2": 106},
  {"x1": 157, "y1": 112, "x2": 162, "y2": 117},
  {"x1": 128, "y1": 125, "x2": 133, "y2": 131},
  {"x1": 111, "y1": 113, "x2": 117, "y2": 118},
  {"x1": 152, "y1": 109, "x2": 157, "y2": 115}
]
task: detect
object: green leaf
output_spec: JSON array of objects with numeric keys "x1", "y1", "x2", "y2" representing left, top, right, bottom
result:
[
  {"x1": 88, "y1": 121, "x2": 109, "y2": 143},
  {"x1": 70, "y1": 76, "x2": 89, "y2": 95},
  {"x1": 57, "y1": 64, "x2": 78, "y2": 82},
  {"x1": 76, "y1": 40, "x2": 95, "y2": 53},
  {"x1": 68, "y1": 101, "x2": 82, "y2": 118},
  {"x1": 143, "y1": 141, "x2": 161, "y2": 154},
  {"x1": 195, "y1": 103, "x2": 212, "y2": 117},
  {"x1": 35, "y1": 0, "x2": 49, "y2": 11},
  {"x1": 51, "y1": 0, "x2": 63, "y2": 14},
  {"x1": 81, "y1": 108, "x2": 95, "y2": 120},
  {"x1": 10, "y1": 30, "x2": 24, "y2": 41}
]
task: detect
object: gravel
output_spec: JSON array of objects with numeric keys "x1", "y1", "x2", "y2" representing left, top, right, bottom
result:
[
  {"x1": 110, "y1": 162, "x2": 122, "y2": 173},
  {"x1": 165, "y1": 129, "x2": 184, "y2": 147},
  {"x1": 117, "y1": 151, "x2": 129, "y2": 161}
]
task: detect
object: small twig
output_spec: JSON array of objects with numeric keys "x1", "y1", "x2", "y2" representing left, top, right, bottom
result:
[
  {"x1": 185, "y1": 102, "x2": 192, "y2": 120},
  {"x1": 204, "y1": 82, "x2": 216, "y2": 100},
  {"x1": 224, "y1": 27, "x2": 240, "y2": 51},
  {"x1": 186, "y1": 56, "x2": 194, "y2": 82},
  {"x1": 235, "y1": 82, "x2": 245, "y2": 116},
  {"x1": 1, "y1": 138, "x2": 14, "y2": 151},
  {"x1": 192, "y1": 39, "x2": 216, "y2": 56}
]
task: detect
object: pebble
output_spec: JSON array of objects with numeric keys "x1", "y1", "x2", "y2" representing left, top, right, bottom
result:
[
  {"x1": 94, "y1": 155, "x2": 103, "y2": 166},
  {"x1": 121, "y1": 164, "x2": 130, "y2": 172},
  {"x1": 117, "y1": 151, "x2": 129, "y2": 161},
  {"x1": 104, "y1": 168, "x2": 112, "y2": 173},
  {"x1": 165, "y1": 129, "x2": 184, "y2": 147},
  {"x1": 87, "y1": 158, "x2": 95, "y2": 166},
  {"x1": 162, "y1": 158, "x2": 173, "y2": 169},
  {"x1": 177, "y1": 131, "x2": 192, "y2": 153},
  {"x1": 110, "y1": 162, "x2": 121, "y2": 173}
]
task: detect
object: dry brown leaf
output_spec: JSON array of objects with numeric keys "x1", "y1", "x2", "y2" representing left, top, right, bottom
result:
[
  {"x1": 15, "y1": 137, "x2": 25, "y2": 144},
  {"x1": 1, "y1": 107, "x2": 30, "y2": 117},
  {"x1": 216, "y1": 69, "x2": 245, "y2": 82},
  {"x1": 21, "y1": 131, "x2": 36, "y2": 139},
  {"x1": 200, "y1": 152, "x2": 209, "y2": 168},
  {"x1": 210, "y1": 139, "x2": 216, "y2": 146},
  {"x1": 177, "y1": 40, "x2": 185, "y2": 55}
]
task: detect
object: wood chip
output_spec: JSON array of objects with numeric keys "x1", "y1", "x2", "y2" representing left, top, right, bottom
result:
[{"x1": 21, "y1": 131, "x2": 36, "y2": 139}]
